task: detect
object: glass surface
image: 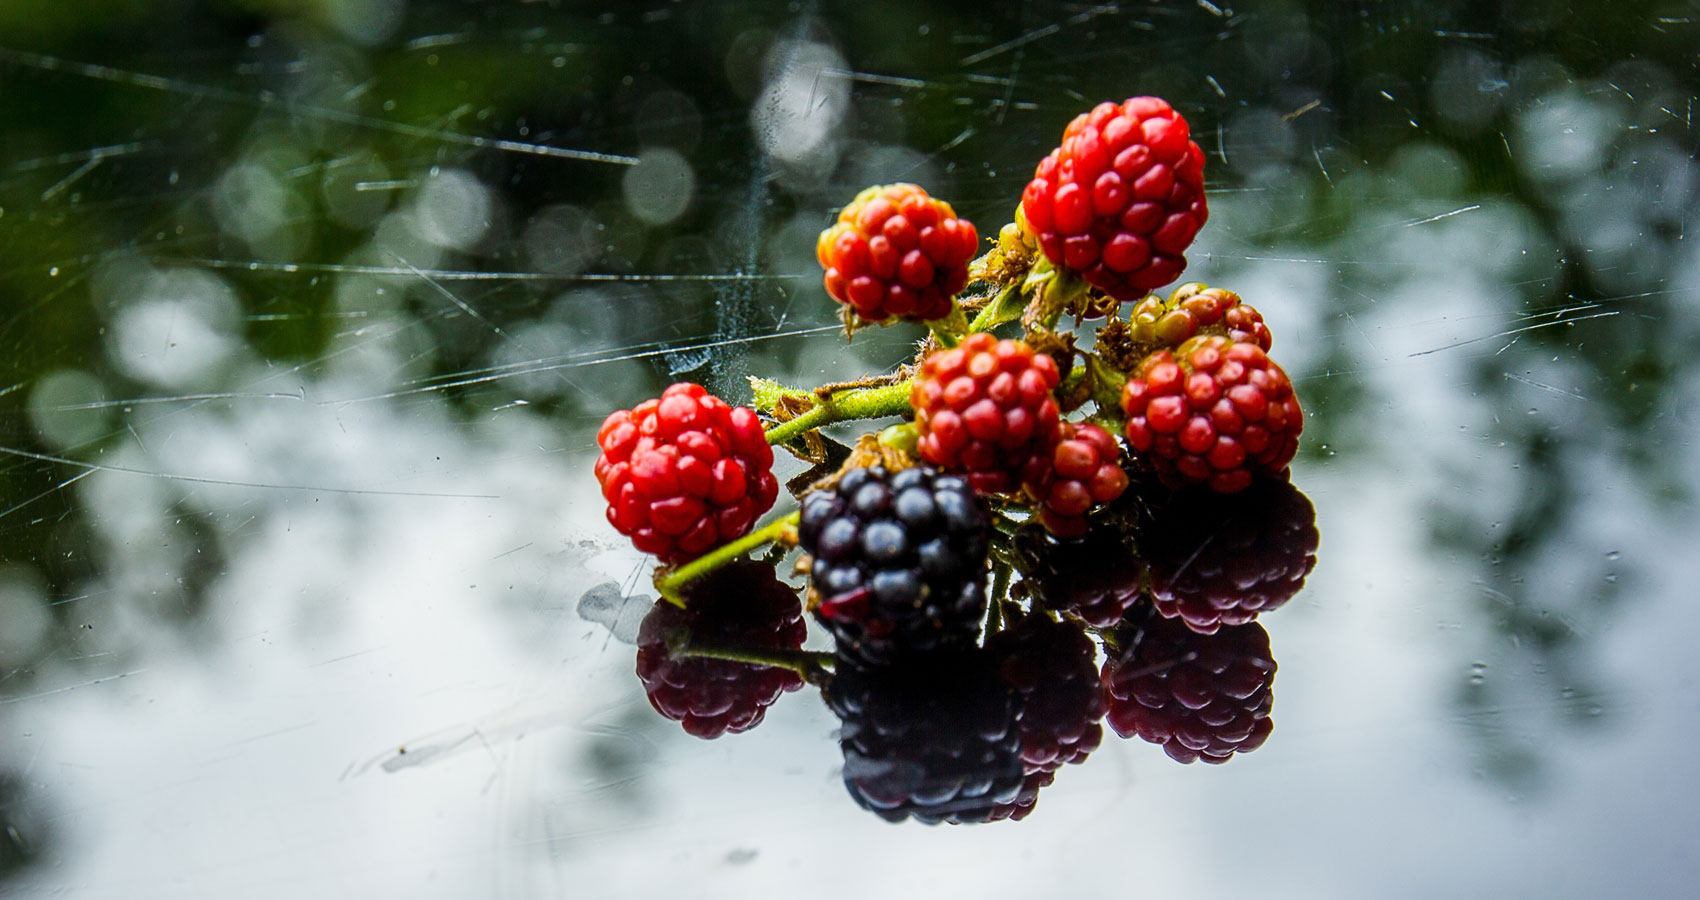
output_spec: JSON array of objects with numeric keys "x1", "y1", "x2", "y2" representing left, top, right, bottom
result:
[{"x1": 3, "y1": 1, "x2": 1698, "y2": 895}]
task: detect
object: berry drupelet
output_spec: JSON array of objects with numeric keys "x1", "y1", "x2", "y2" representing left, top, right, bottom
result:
[
  {"x1": 799, "y1": 465, "x2": 991, "y2": 665},
  {"x1": 595, "y1": 383, "x2": 779, "y2": 564},
  {"x1": 826, "y1": 648, "x2": 1026, "y2": 825},
  {"x1": 635, "y1": 561, "x2": 807, "y2": 739},
  {"x1": 1021, "y1": 97, "x2": 1208, "y2": 305},
  {"x1": 1121, "y1": 334, "x2": 1303, "y2": 494},
  {"x1": 912, "y1": 332, "x2": 1062, "y2": 495},
  {"x1": 818, "y1": 183, "x2": 979, "y2": 323},
  {"x1": 1142, "y1": 480, "x2": 1319, "y2": 634},
  {"x1": 1102, "y1": 612, "x2": 1277, "y2": 764}
]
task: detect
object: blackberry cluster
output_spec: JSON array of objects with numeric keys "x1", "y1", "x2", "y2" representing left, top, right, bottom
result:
[
  {"x1": 1121, "y1": 334, "x2": 1303, "y2": 494},
  {"x1": 818, "y1": 183, "x2": 978, "y2": 323},
  {"x1": 799, "y1": 465, "x2": 991, "y2": 665},
  {"x1": 911, "y1": 332, "x2": 1063, "y2": 495},
  {"x1": 634, "y1": 561, "x2": 807, "y2": 739},
  {"x1": 1021, "y1": 96, "x2": 1208, "y2": 304},
  {"x1": 826, "y1": 648, "x2": 1025, "y2": 824}
]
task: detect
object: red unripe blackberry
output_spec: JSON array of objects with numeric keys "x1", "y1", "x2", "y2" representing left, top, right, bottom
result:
[
  {"x1": 1020, "y1": 421, "x2": 1128, "y2": 538},
  {"x1": 1013, "y1": 524, "x2": 1146, "y2": 628},
  {"x1": 594, "y1": 383, "x2": 780, "y2": 564},
  {"x1": 1021, "y1": 97, "x2": 1208, "y2": 305},
  {"x1": 912, "y1": 332, "x2": 1062, "y2": 495},
  {"x1": 1102, "y1": 612, "x2": 1276, "y2": 764},
  {"x1": 987, "y1": 612, "x2": 1106, "y2": 774},
  {"x1": 800, "y1": 465, "x2": 991, "y2": 665},
  {"x1": 635, "y1": 561, "x2": 806, "y2": 739},
  {"x1": 1120, "y1": 335, "x2": 1302, "y2": 494},
  {"x1": 1127, "y1": 282, "x2": 1272, "y2": 353},
  {"x1": 1143, "y1": 480, "x2": 1318, "y2": 634},
  {"x1": 817, "y1": 183, "x2": 979, "y2": 322},
  {"x1": 826, "y1": 648, "x2": 1026, "y2": 824}
]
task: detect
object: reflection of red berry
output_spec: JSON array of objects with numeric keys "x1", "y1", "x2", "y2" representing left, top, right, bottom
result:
[
  {"x1": 1021, "y1": 97, "x2": 1208, "y2": 304},
  {"x1": 1013, "y1": 525, "x2": 1145, "y2": 628},
  {"x1": 987, "y1": 613, "x2": 1106, "y2": 773},
  {"x1": 817, "y1": 184, "x2": 979, "y2": 322},
  {"x1": 636, "y1": 561, "x2": 806, "y2": 739},
  {"x1": 595, "y1": 383, "x2": 779, "y2": 564},
  {"x1": 1144, "y1": 480, "x2": 1318, "y2": 634},
  {"x1": 1021, "y1": 422, "x2": 1128, "y2": 538},
  {"x1": 912, "y1": 333, "x2": 1062, "y2": 494},
  {"x1": 1127, "y1": 283, "x2": 1272, "y2": 352},
  {"x1": 1102, "y1": 614, "x2": 1276, "y2": 764},
  {"x1": 1120, "y1": 335, "x2": 1302, "y2": 494}
]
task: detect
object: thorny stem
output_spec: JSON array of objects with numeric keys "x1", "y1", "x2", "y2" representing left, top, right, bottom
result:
[
  {"x1": 761, "y1": 380, "x2": 915, "y2": 447},
  {"x1": 655, "y1": 511, "x2": 801, "y2": 607},
  {"x1": 672, "y1": 643, "x2": 836, "y2": 686}
]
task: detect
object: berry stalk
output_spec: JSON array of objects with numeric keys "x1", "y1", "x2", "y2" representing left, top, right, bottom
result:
[
  {"x1": 761, "y1": 380, "x2": 916, "y2": 447},
  {"x1": 655, "y1": 511, "x2": 801, "y2": 606}
]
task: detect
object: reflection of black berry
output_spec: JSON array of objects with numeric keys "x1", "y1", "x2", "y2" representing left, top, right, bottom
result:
[
  {"x1": 987, "y1": 612, "x2": 1105, "y2": 773},
  {"x1": 989, "y1": 770, "x2": 1053, "y2": 822},
  {"x1": 800, "y1": 465, "x2": 990, "y2": 664},
  {"x1": 635, "y1": 561, "x2": 806, "y2": 739},
  {"x1": 1101, "y1": 612, "x2": 1275, "y2": 764},
  {"x1": 826, "y1": 649, "x2": 1025, "y2": 824},
  {"x1": 1013, "y1": 523, "x2": 1145, "y2": 627},
  {"x1": 1143, "y1": 480, "x2": 1318, "y2": 634}
]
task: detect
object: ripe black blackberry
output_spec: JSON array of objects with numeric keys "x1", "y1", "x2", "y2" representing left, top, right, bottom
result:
[
  {"x1": 635, "y1": 561, "x2": 806, "y2": 739},
  {"x1": 826, "y1": 648, "x2": 1026, "y2": 825},
  {"x1": 1101, "y1": 610, "x2": 1276, "y2": 764},
  {"x1": 986, "y1": 611, "x2": 1106, "y2": 773},
  {"x1": 799, "y1": 464, "x2": 990, "y2": 664},
  {"x1": 1012, "y1": 522, "x2": 1146, "y2": 628}
]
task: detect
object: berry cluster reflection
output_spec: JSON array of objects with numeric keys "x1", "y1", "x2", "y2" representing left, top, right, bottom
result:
[{"x1": 628, "y1": 476, "x2": 1318, "y2": 824}]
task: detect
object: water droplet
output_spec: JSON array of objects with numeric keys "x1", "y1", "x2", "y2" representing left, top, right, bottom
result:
[
  {"x1": 1605, "y1": 550, "x2": 1621, "y2": 560},
  {"x1": 48, "y1": 267, "x2": 59, "y2": 277}
]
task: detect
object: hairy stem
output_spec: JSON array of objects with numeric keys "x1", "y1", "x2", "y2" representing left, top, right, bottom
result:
[{"x1": 762, "y1": 380, "x2": 914, "y2": 446}]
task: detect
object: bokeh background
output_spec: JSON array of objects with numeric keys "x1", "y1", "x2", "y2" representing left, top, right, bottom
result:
[{"x1": 3, "y1": 1, "x2": 1698, "y2": 897}]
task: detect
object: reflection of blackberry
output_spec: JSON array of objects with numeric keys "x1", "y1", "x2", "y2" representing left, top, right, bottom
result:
[
  {"x1": 1101, "y1": 612, "x2": 1276, "y2": 764},
  {"x1": 1143, "y1": 480, "x2": 1318, "y2": 634},
  {"x1": 989, "y1": 769, "x2": 1054, "y2": 822},
  {"x1": 826, "y1": 648, "x2": 1026, "y2": 824},
  {"x1": 987, "y1": 612, "x2": 1105, "y2": 773},
  {"x1": 800, "y1": 465, "x2": 990, "y2": 664},
  {"x1": 635, "y1": 561, "x2": 806, "y2": 739},
  {"x1": 1013, "y1": 524, "x2": 1146, "y2": 628}
]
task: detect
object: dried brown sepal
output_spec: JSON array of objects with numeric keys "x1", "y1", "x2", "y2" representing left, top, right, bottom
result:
[{"x1": 1091, "y1": 316, "x2": 1146, "y2": 375}]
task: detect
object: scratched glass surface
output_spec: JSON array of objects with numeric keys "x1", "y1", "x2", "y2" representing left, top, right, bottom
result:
[{"x1": 2, "y1": 1, "x2": 1698, "y2": 897}]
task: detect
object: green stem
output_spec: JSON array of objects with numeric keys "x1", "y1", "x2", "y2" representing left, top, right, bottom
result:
[
  {"x1": 929, "y1": 324, "x2": 960, "y2": 348},
  {"x1": 656, "y1": 511, "x2": 800, "y2": 606},
  {"x1": 762, "y1": 380, "x2": 915, "y2": 446}
]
